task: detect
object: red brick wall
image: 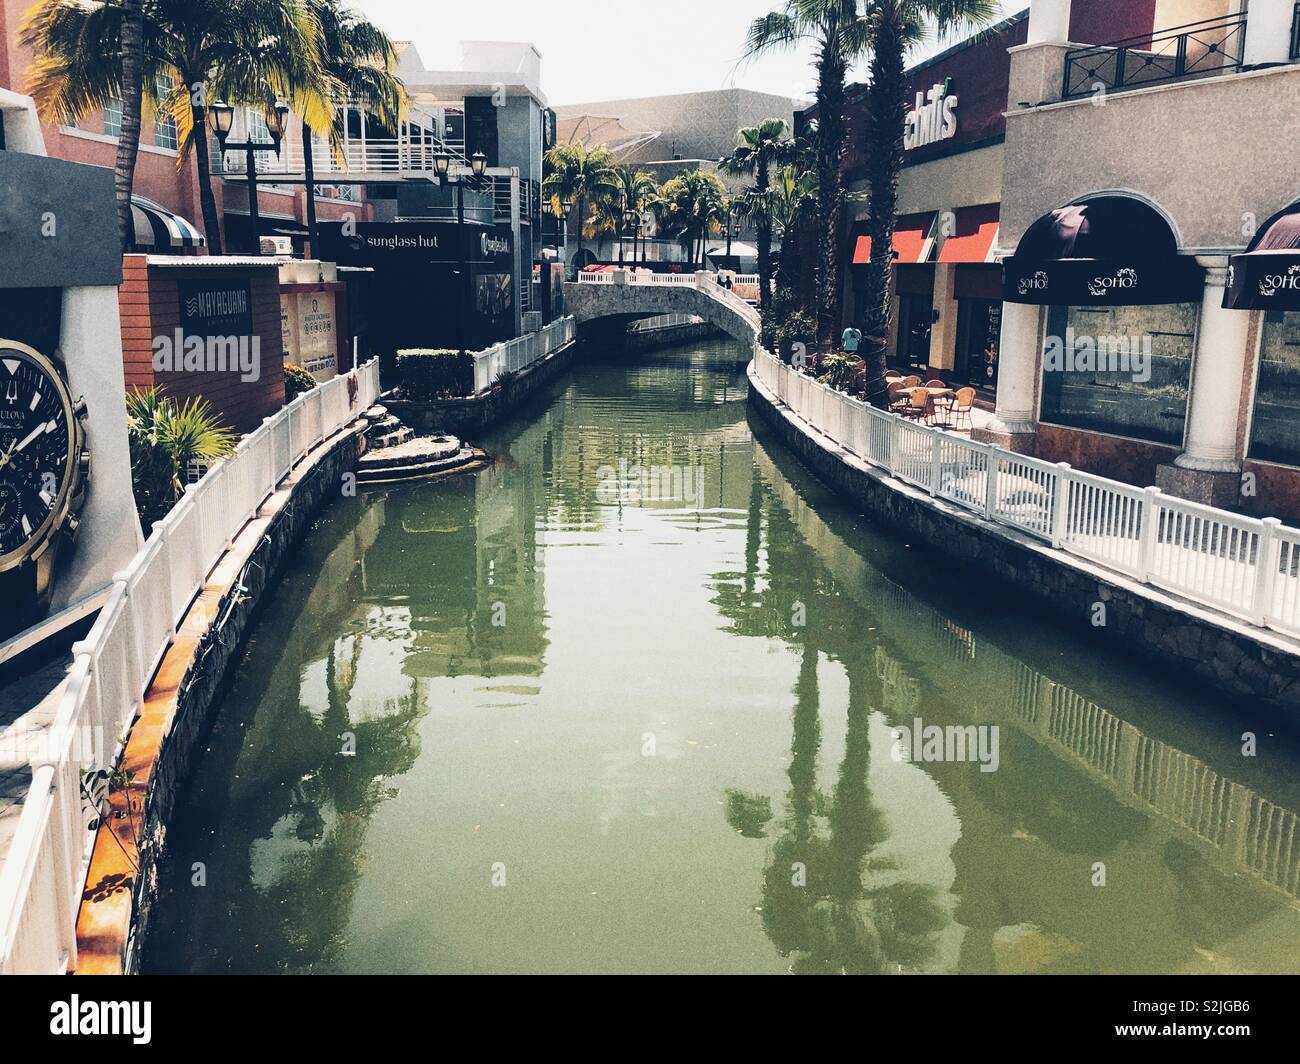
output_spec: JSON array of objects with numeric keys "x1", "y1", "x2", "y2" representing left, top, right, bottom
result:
[
  {"x1": 119, "y1": 255, "x2": 287, "y2": 434},
  {"x1": 1035, "y1": 422, "x2": 1179, "y2": 487}
]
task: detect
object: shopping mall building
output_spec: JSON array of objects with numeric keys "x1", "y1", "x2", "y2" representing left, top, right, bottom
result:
[{"x1": 831, "y1": 0, "x2": 1300, "y2": 519}]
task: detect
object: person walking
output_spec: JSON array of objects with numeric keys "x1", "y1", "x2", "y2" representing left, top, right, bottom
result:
[{"x1": 841, "y1": 323, "x2": 862, "y2": 355}]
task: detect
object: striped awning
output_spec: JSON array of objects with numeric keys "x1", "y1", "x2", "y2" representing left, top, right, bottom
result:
[{"x1": 130, "y1": 195, "x2": 205, "y2": 250}]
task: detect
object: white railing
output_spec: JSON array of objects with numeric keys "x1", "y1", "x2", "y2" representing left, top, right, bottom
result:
[
  {"x1": 576, "y1": 270, "x2": 701, "y2": 286},
  {"x1": 628, "y1": 314, "x2": 703, "y2": 331},
  {"x1": 754, "y1": 346, "x2": 1300, "y2": 641},
  {"x1": 0, "y1": 360, "x2": 380, "y2": 975},
  {"x1": 472, "y1": 316, "x2": 575, "y2": 394}
]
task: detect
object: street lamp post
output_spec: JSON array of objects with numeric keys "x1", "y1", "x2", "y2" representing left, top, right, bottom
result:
[
  {"x1": 208, "y1": 99, "x2": 290, "y2": 254},
  {"x1": 435, "y1": 149, "x2": 488, "y2": 357},
  {"x1": 724, "y1": 208, "x2": 741, "y2": 270},
  {"x1": 556, "y1": 199, "x2": 572, "y2": 277},
  {"x1": 624, "y1": 207, "x2": 639, "y2": 270}
]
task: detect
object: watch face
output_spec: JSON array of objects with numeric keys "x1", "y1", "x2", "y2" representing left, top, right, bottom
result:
[{"x1": 0, "y1": 345, "x2": 76, "y2": 563}]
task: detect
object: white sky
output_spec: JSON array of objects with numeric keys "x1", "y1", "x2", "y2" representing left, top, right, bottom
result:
[{"x1": 353, "y1": 0, "x2": 1025, "y2": 107}]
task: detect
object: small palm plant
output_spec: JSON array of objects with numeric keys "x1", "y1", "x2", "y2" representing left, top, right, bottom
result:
[{"x1": 126, "y1": 388, "x2": 237, "y2": 528}]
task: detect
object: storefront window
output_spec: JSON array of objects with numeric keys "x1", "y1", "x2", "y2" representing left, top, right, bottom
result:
[
  {"x1": 1039, "y1": 303, "x2": 1196, "y2": 446},
  {"x1": 897, "y1": 293, "x2": 933, "y2": 370},
  {"x1": 1249, "y1": 312, "x2": 1300, "y2": 466},
  {"x1": 956, "y1": 298, "x2": 1000, "y2": 389}
]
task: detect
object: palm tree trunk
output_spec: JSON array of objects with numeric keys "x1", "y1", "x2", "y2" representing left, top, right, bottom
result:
[
  {"x1": 303, "y1": 120, "x2": 318, "y2": 254},
  {"x1": 815, "y1": 38, "x2": 848, "y2": 353},
  {"x1": 863, "y1": 12, "x2": 907, "y2": 409},
  {"x1": 190, "y1": 98, "x2": 223, "y2": 254},
  {"x1": 755, "y1": 158, "x2": 772, "y2": 315},
  {"x1": 576, "y1": 193, "x2": 585, "y2": 267},
  {"x1": 114, "y1": 0, "x2": 145, "y2": 252}
]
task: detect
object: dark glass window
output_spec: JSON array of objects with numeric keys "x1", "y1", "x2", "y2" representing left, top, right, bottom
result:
[
  {"x1": 1039, "y1": 303, "x2": 1195, "y2": 446},
  {"x1": 1249, "y1": 312, "x2": 1300, "y2": 466}
]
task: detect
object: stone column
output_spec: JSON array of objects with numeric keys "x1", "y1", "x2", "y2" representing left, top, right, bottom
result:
[
  {"x1": 1026, "y1": 0, "x2": 1072, "y2": 44},
  {"x1": 1242, "y1": 0, "x2": 1296, "y2": 66},
  {"x1": 928, "y1": 263, "x2": 959, "y2": 375},
  {"x1": 1155, "y1": 256, "x2": 1252, "y2": 508},
  {"x1": 973, "y1": 299, "x2": 1043, "y2": 453}
]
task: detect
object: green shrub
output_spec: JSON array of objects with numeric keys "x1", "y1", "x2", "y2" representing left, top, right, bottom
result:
[
  {"x1": 775, "y1": 310, "x2": 816, "y2": 362},
  {"x1": 126, "y1": 388, "x2": 236, "y2": 527},
  {"x1": 284, "y1": 363, "x2": 317, "y2": 402},
  {"x1": 397, "y1": 348, "x2": 475, "y2": 400}
]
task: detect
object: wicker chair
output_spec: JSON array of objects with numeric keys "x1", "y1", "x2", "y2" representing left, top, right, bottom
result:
[
  {"x1": 906, "y1": 387, "x2": 932, "y2": 421},
  {"x1": 951, "y1": 387, "x2": 976, "y2": 431}
]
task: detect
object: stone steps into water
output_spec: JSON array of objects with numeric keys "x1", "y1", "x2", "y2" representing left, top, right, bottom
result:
[{"x1": 357, "y1": 434, "x2": 487, "y2": 483}]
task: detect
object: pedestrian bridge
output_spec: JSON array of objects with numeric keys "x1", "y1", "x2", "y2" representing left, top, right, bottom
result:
[{"x1": 564, "y1": 271, "x2": 761, "y2": 346}]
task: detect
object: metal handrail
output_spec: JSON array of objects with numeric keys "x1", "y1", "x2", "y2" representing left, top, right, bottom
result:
[{"x1": 1062, "y1": 13, "x2": 1248, "y2": 98}]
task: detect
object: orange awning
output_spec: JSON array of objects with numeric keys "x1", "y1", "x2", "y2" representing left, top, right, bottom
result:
[
  {"x1": 937, "y1": 204, "x2": 1000, "y2": 264},
  {"x1": 851, "y1": 213, "x2": 935, "y2": 265}
]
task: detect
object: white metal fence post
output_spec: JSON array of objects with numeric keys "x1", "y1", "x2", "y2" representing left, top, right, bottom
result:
[
  {"x1": 929, "y1": 429, "x2": 942, "y2": 497},
  {"x1": 983, "y1": 444, "x2": 999, "y2": 519},
  {"x1": 1050, "y1": 463, "x2": 1072, "y2": 549},
  {"x1": 1253, "y1": 516, "x2": 1282, "y2": 626},
  {"x1": 1137, "y1": 485, "x2": 1162, "y2": 582}
]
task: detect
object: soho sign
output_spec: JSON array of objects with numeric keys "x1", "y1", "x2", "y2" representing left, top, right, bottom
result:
[
  {"x1": 1087, "y1": 267, "x2": 1139, "y2": 298},
  {"x1": 904, "y1": 81, "x2": 958, "y2": 151},
  {"x1": 1259, "y1": 263, "x2": 1300, "y2": 298}
]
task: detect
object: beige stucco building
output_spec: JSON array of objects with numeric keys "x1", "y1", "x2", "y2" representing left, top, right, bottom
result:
[{"x1": 960, "y1": 0, "x2": 1300, "y2": 524}]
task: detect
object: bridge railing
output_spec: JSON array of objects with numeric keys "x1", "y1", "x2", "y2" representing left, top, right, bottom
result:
[
  {"x1": 0, "y1": 360, "x2": 380, "y2": 975},
  {"x1": 754, "y1": 346, "x2": 1300, "y2": 640},
  {"x1": 472, "y1": 316, "x2": 575, "y2": 394}
]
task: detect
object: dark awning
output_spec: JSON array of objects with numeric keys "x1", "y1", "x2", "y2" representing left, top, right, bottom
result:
[
  {"x1": 1224, "y1": 202, "x2": 1300, "y2": 310},
  {"x1": 130, "y1": 195, "x2": 205, "y2": 251},
  {"x1": 1003, "y1": 198, "x2": 1203, "y2": 306}
]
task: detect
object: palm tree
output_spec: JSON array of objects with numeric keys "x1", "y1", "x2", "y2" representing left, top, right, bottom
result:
[
  {"x1": 654, "y1": 170, "x2": 725, "y2": 268},
  {"x1": 24, "y1": 0, "x2": 326, "y2": 255},
  {"x1": 125, "y1": 387, "x2": 236, "y2": 527},
  {"x1": 542, "y1": 143, "x2": 619, "y2": 273},
  {"x1": 112, "y1": 1, "x2": 146, "y2": 251},
  {"x1": 718, "y1": 118, "x2": 795, "y2": 315},
  {"x1": 768, "y1": 163, "x2": 818, "y2": 295},
  {"x1": 746, "y1": 2, "x2": 870, "y2": 350},
  {"x1": 859, "y1": 0, "x2": 998, "y2": 407},
  {"x1": 607, "y1": 165, "x2": 657, "y2": 267},
  {"x1": 298, "y1": 1, "x2": 404, "y2": 254}
]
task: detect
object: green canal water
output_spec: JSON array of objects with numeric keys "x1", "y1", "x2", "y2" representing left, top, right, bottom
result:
[{"x1": 144, "y1": 338, "x2": 1300, "y2": 975}]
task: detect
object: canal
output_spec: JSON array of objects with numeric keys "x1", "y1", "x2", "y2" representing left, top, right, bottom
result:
[{"x1": 144, "y1": 337, "x2": 1300, "y2": 974}]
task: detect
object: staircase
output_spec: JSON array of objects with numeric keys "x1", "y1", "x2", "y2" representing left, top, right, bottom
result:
[{"x1": 357, "y1": 405, "x2": 488, "y2": 485}]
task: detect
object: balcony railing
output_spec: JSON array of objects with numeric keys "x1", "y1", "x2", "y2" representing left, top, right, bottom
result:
[{"x1": 1062, "y1": 14, "x2": 1248, "y2": 99}]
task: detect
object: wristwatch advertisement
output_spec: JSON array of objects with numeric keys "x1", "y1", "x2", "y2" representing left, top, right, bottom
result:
[{"x1": 0, "y1": 339, "x2": 90, "y2": 643}]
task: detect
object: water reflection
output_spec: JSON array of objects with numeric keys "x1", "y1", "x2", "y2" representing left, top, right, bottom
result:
[
  {"x1": 145, "y1": 340, "x2": 1300, "y2": 974},
  {"x1": 724, "y1": 429, "x2": 1300, "y2": 973}
]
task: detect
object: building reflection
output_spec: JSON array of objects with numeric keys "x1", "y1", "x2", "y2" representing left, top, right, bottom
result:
[{"x1": 714, "y1": 426, "x2": 1300, "y2": 974}]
